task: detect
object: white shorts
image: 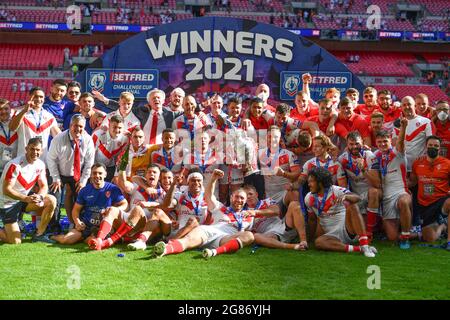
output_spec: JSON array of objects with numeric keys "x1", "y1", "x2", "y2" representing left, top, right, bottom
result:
[
  {"x1": 252, "y1": 217, "x2": 280, "y2": 234},
  {"x1": 253, "y1": 217, "x2": 298, "y2": 243},
  {"x1": 219, "y1": 164, "x2": 244, "y2": 185},
  {"x1": 382, "y1": 192, "x2": 408, "y2": 220},
  {"x1": 199, "y1": 224, "x2": 238, "y2": 249},
  {"x1": 323, "y1": 221, "x2": 355, "y2": 244},
  {"x1": 120, "y1": 207, "x2": 153, "y2": 222}
]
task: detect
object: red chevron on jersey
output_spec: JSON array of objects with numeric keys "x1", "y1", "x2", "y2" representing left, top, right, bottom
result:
[
  {"x1": 23, "y1": 117, "x2": 55, "y2": 134},
  {"x1": 306, "y1": 191, "x2": 337, "y2": 216},
  {"x1": 0, "y1": 132, "x2": 18, "y2": 146},
  {"x1": 97, "y1": 141, "x2": 125, "y2": 159},
  {"x1": 405, "y1": 123, "x2": 428, "y2": 142}
]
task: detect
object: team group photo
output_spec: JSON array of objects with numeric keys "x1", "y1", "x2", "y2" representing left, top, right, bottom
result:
[{"x1": 0, "y1": 0, "x2": 449, "y2": 302}]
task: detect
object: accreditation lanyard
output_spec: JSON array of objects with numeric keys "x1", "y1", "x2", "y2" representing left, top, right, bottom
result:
[
  {"x1": 30, "y1": 109, "x2": 43, "y2": 129},
  {"x1": 314, "y1": 188, "x2": 330, "y2": 217},
  {"x1": 183, "y1": 116, "x2": 196, "y2": 140},
  {"x1": 0, "y1": 122, "x2": 11, "y2": 143},
  {"x1": 195, "y1": 149, "x2": 211, "y2": 173},
  {"x1": 316, "y1": 157, "x2": 331, "y2": 170},
  {"x1": 228, "y1": 206, "x2": 244, "y2": 231},
  {"x1": 347, "y1": 151, "x2": 365, "y2": 176},
  {"x1": 187, "y1": 192, "x2": 204, "y2": 216},
  {"x1": 377, "y1": 148, "x2": 392, "y2": 177},
  {"x1": 162, "y1": 147, "x2": 174, "y2": 169}
]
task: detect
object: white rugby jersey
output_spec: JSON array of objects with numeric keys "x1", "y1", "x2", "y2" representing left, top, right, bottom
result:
[
  {"x1": 174, "y1": 190, "x2": 211, "y2": 229},
  {"x1": 305, "y1": 185, "x2": 350, "y2": 234},
  {"x1": 0, "y1": 155, "x2": 46, "y2": 208},
  {"x1": 373, "y1": 147, "x2": 409, "y2": 200},
  {"x1": 100, "y1": 110, "x2": 140, "y2": 132},
  {"x1": 92, "y1": 129, "x2": 128, "y2": 167},
  {"x1": 129, "y1": 183, "x2": 165, "y2": 208},
  {"x1": 15, "y1": 107, "x2": 58, "y2": 161},
  {"x1": 0, "y1": 120, "x2": 18, "y2": 172},
  {"x1": 392, "y1": 115, "x2": 434, "y2": 171},
  {"x1": 338, "y1": 150, "x2": 376, "y2": 195},
  {"x1": 258, "y1": 147, "x2": 300, "y2": 200}
]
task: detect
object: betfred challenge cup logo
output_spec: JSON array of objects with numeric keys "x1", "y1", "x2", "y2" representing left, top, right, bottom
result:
[
  {"x1": 284, "y1": 75, "x2": 300, "y2": 97},
  {"x1": 89, "y1": 72, "x2": 106, "y2": 92}
]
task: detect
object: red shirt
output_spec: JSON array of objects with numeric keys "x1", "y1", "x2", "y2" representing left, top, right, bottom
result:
[
  {"x1": 412, "y1": 156, "x2": 450, "y2": 206},
  {"x1": 249, "y1": 114, "x2": 270, "y2": 130},
  {"x1": 335, "y1": 113, "x2": 370, "y2": 139},
  {"x1": 308, "y1": 115, "x2": 331, "y2": 134},
  {"x1": 354, "y1": 104, "x2": 379, "y2": 117},
  {"x1": 435, "y1": 120, "x2": 450, "y2": 159},
  {"x1": 290, "y1": 105, "x2": 319, "y2": 122},
  {"x1": 376, "y1": 106, "x2": 402, "y2": 123}
]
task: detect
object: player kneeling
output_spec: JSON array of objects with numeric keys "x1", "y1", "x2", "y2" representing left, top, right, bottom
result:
[
  {"x1": 153, "y1": 169, "x2": 255, "y2": 259},
  {"x1": 305, "y1": 167, "x2": 377, "y2": 258}
]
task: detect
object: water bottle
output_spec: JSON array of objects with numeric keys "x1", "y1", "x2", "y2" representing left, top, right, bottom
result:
[{"x1": 60, "y1": 216, "x2": 70, "y2": 232}]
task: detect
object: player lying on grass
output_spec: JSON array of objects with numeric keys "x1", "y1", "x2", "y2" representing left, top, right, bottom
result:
[
  {"x1": 153, "y1": 169, "x2": 255, "y2": 259},
  {"x1": 305, "y1": 167, "x2": 378, "y2": 258},
  {"x1": 51, "y1": 163, "x2": 128, "y2": 245},
  {"x1": 242, "y1": 184, "x2": 308, "y2": 251}
]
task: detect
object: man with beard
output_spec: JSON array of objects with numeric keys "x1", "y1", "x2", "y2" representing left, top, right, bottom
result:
[
  {"x1": 376, "y1": 89, "x2": 401, "y2": 133},
  {"x1": 51, "y1": 163, "x2": 128, "y2": 245},
  {"x1": 304, "y1": 167, "x2": 377, "y2": 257},
  {"x1": 338, "y1": 131, "x2": 382, "y2": 240},
  {"x1": 354, "y1": 87, "x2": 378, "y2": 118},
  {"x1": 91, "y1": 164, "x2": 167, "y2": 250},
  {"x1": 392, "y1": 96, "x2": 435, "y2": 172},
  {"x1": 409, "y1": 136, "x2": 450, "y2": 244},
  {"x1": 153, "y1": 169, "x2": 255, "y2": 259},
  {"x1": 164, "y1": 87, "x2": 185, "y2": 118},
  {"x1": 42, "y1": 79, "x2": 75, "y2": 131},
  {"x1": 334, "y1": 97, "x2": 371, "y2": 147}
]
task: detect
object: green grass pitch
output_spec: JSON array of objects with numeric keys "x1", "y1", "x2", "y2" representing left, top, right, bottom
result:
[{"x1": 0, "y1": 239, "x2": 448, "y2": 300}]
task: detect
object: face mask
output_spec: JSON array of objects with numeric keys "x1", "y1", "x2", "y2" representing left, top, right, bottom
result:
[
  {"x1": 427, "y1": 147, "x2": 439, "y2": 159},
  {"x1": 257, "y1": 92, "x2": 268, "y2": 101},
  {"x1": 437, "y1": 111, "x2": 448, "y2": 121}
]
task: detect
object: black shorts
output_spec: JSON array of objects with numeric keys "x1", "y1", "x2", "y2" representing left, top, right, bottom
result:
[
  {"x1": 277, "y1": 199, "x2": 288, "y2": 219},
  {"x1": 415, "y1": 196, "x2": 449, "y2": 227},
  {"x1": 60, "y1": 175, "x2": 78, "y2": 194},
  {"x1": 106, "y1": 166, "x2": 116, "y2": 182},
  {"x1": 0, "y1": 201, "x2": 27, "y2": 225}
]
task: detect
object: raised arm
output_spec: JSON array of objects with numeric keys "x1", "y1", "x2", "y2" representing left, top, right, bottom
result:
[
  {"x1": 396, "y1": 117, "x2": 408, "y2": 154},
  {"x1": 205, "y1": 169, "x2": 224, "y2": 211}
]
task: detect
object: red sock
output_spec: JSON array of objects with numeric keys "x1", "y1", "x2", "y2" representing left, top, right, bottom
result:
[
  {"x1": 216, "y1": 239, "x2": 242, "y2": 255},
  {"x1": 366, "y1": 208, "x2": 378, "y2": 235},
  {"x1": 345, "y1": 245, "x2": 361, "y2": 253},
  {"x1": 359, "y1": 235, "x2": 369, "y2": 247},
  {"x1": 97, "y1": 220, "x2": 112, "y2": 240},
  {"x1": 400, "y1": 232, "x2": 410, "y2": 241},
  {"x1": 122, "y1": 236, "x2": 134, "y2": 243},
  {"x1": 109, "y1": 222, "x2": 133, "y2": 244},
  {"x1": 164, "y1": 239, "x2": 184, "y2": 255},
  {"x1": 136, "y1": 233, "x2": 148, "y2": 242}
]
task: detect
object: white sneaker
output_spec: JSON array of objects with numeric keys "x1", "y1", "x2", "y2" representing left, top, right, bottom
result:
[
  {"x1": 153, "y1": 241, "x2": 166, "y2": 258},
  {"x1": 361, "y1": 245, "x2": 376, "y2": 258},
  {"x1": 202, "y1": 248, "x2": 214, "y2": 259},
  {"x1": 127, "y1": 240, "x2": 147, "y2": 251}
]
